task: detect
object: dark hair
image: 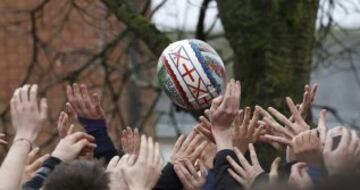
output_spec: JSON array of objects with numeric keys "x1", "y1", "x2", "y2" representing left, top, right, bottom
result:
[{"x1": 43, "y1": 160, "x2": 109, "y2": 190}]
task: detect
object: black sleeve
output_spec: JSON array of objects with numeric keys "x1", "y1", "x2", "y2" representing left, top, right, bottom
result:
[
  {"x1": 285, "y1": 160, "x2": 298, "y2": 176},
  {"x1": 213, "y1": 149, "x2": 244, "y2": 190},
  {"x1": 153, "y1": 162, "x2": 183, "y2": 190},
  {"x1": 78, "y1": 117, "x2": 121, "y2": 163}
]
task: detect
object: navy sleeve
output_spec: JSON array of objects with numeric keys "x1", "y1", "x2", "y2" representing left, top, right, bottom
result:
[
  {"x1": 22, "y1": 157, "x2": 62, "y2": 190},
  {"x1": 307, "y1": 166, "x2": 323, "y2": 185},
  {"x1": 78, "y1": 117, "x2": 121, "y2": 163},
  {"x1": 153, "y1": 162, "x2": 183, "y2": 190},
  {"x1": 213, "y1": 149, "x2": 244, "y2": 190},
  {"x1": 202, "y1": 169, "x2": 215, "y2": 190}
]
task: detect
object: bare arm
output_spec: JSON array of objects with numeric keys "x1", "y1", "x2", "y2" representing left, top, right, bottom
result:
[
  {"x1": 0, "y1": 140, "x2": 31, "y2": 190},
  {"x1": 0, "y1": 84, "x2": 47, "y2": 190}
]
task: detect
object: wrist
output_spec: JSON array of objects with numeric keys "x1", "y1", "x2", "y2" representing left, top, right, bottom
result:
[
  {"x1": 213, "y1": 129, "x2": 233, "y2": 151},
  {"x1": 214, "y1": 136, "x2": 234, "y2": 151},
  {"x1": 129, "y1": 184, "x2": 150, "y2": 190},
  {"x1": 215, "y1": 137, "x2": 233, "y2": 151},
  {"x1": 15, "y1": 133, "x2": 37, "y2": 143},
  {"x1": 235, "y1": 144, "x2": 248, "y2": 154},
  {"x1": 12, "y1": 138, "x2": 33, "y2": 152},
  {"x1": 51, "y1": 151, "x2": 69, "y2": 162}
]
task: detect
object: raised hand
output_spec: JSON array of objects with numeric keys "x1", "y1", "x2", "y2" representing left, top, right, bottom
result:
[
  {"x1": 0, "y1": 84, "x2": 47, "y2": 190},
  {"x1": 66, "y1": 83, "x2": 104, "y2": 119},
  {"x1": 21, "y1": 147, "x2": 50, "y2": 184},
  {"x1": 288, "y1": 163, "x2": 313, "y2": 190},
  {"x1": 51, "y1": 132, "x2": 96, "y2": 162},
  {"x1": 317, "y1": 109, "x2": 327, "y2": 144},
  {"x1": 208, "y1": 79, "x2": 240, "y2": 129},
  {"x1": 233, "y1": 107, "x2": 261, "y2": 153},
  {"x1": 208, "y1": 79, "x2": 241, "y2": 151},
  {"x1": 107, "y1": 156, "x2": 128, "y2": 190},
  {"x1": 258, "y1": 97, "x2": 312, "y2": 162},
  {"x1": 174, "y1": 159, "x2": 207, "y2": 190},
  {"x1": 57, "y1": 111, "x2": 74, "y2": 139},
  {"x1": 0, "y1": 133, "x2": 8, "y2": 146},
  {"x1": 171, "y1": 132, "x2": 208, "y2": 164},
  {"x1": 11, "y1": 84, "x2": 48, "y2": 142},
  {"x1": 267, "y1": 97, "x2": 310, "y2": 138},
  {"x1": 226, "y1": 144, "x2": 264, "y2": 190},
  {"x1": 298, "y1": 84, "x2": 317, "y2": 119},
  {"x1": 323, "y1": 128, "x2": 360, "y2": 175},
  {"x1": 256, "y1": 106, "x2": 287, "y2": 151},
  {"x1": 121, "y1": 127, "x2": 141, "y2": 154},
  {"x1": 121, "y1": 135, "x2": 163, "y2": 190},
  {"x1": 292, "y1": 129, "x2": 322, "y2": 167}
]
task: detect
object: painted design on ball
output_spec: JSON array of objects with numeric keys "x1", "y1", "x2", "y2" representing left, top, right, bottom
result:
[{"x1": 157, "y1": 39, "x2": 226, "y2": 110}]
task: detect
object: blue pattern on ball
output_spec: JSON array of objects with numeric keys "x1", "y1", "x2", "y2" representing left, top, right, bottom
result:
[{"x1": 190, "y1": 40, "x2": 221, "y2": 94}]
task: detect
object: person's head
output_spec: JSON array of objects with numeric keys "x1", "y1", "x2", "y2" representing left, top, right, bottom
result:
[{"x1": 43, "y1": 160, "x2": 109, "y2": 190}]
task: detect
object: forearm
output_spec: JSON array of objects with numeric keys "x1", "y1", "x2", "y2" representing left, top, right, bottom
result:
[{"x1": 0, "y1": 140, "x2": 31, "y2": 190}]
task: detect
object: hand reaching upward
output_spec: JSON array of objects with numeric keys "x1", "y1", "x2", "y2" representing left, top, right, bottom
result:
[
  {"x1": 66, "y1": 83, "x2": 104, "y2": 120},
  {"x1": 208, "y1": 79, "x2": 241, "y2": 151},
  {"x1": 11, "y1": 84, "x2": 48, "y2": 143},
  {"x1": 233, "y1": 107, "x2": 261, "y2": 153},
  {"x1": 121, "y1": 135, "x2": 163, "y2": 190},
  {"x1": 121, "y1": 127, "x2": 141, "y2": 155},
  {"x1": 174, "y1": 159, "x2": 207, "y2": 190},
  {"x1": 226, "y1": 144, "x2": 264, "y2": 190},
  {"x1": 208, "y1": 79, "x2": 240, "y2": 129},
  {"x1": 323, "y1": 128, "x2": 360, "y2": 175},
  {"x1": 171, "y1": 131, "x2": 208, "y2": 164}
]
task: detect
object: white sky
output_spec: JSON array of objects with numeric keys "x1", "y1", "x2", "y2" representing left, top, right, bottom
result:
[{"x1": 151, "y1": 0, "x2": 360, "y2": 32}]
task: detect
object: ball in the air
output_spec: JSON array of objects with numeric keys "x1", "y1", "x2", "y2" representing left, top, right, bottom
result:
[{"x1": 157, "y1": 39, "x2": 226, "y2": 110}]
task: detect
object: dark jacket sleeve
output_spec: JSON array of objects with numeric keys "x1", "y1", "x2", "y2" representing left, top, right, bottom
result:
[
  {"x1": 78, "y1": 117, "x2": 121, "y2": 163},
  {"x1": 153, "y1": 162, "x2": 183, "y2": 190},
  {"x1": 285, "y1": 161, "x2": 298, "y2": 175},
  {"x1": 22, "y1": 157, "x2": 62, "y2": 190},
  {"x1": 213, "y1": 149, "x2": 244, "y2": 190}
]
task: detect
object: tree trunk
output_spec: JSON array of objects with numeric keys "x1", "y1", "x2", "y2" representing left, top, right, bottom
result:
[{"x1": 216, "y1": 0, "x2": 319, "y2": 168}]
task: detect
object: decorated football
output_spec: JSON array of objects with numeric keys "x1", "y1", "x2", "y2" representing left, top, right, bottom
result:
[{"x1": 157, "y1": 39, "x2": 226, "y2": 110}]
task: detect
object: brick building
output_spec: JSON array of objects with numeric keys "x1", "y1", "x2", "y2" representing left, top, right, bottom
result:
[{"x1": 0, "y1": 0, "x2": 158, "y2": 158}]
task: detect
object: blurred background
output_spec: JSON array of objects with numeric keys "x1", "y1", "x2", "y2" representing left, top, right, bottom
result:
[{"x1": 0, "y1": 0, "x2": 359, "y2": 162}]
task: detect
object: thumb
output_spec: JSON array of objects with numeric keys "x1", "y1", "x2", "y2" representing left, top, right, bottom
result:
[
  {"x1": 66, "y1": 102, "x2": 78, "y2": 119},
  {"x1": 210, "y1": 95, "x2": 223, "y2": 110},
  {"x1": 269, "y1": 157, "x2": 281, "y2": 185},
  {"x1": 74, "y1": 139, "x2": 89, "y2": 154},
  {"x1": 317, "y1": 109, "x2": 327, "y2": 144},
  {"x1": 39, "y1": 98, "x2": 48, "y2": 120}
]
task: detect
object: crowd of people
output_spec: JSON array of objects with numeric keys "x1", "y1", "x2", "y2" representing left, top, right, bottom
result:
[{"x1": 0, "y1": 80, "x2": 359, "y2": 190}]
